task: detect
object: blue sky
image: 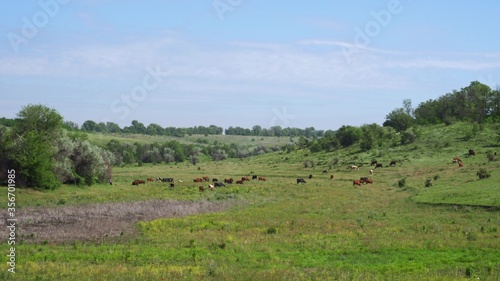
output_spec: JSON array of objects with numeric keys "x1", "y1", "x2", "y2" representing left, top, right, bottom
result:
[{"x1": 1, "y1": 1, "x2": 499, "y2": 131}]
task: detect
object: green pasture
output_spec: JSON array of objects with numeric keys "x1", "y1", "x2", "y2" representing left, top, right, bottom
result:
[
  {"x1": 1, "y1": 122, "x2": 500, "y2": 280},
  {"x1": 87, "y1": 132, "x2": 289, "y2": 149}
]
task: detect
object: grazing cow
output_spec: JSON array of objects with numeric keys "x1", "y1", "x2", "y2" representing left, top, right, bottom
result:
[
  {"x1": 132, "y1": 180, "x2": 141, "y2": 186},
  {"x1": 468, "y1": 149, "x2": 475, "y2": 156},
  {"x1": 212, "y1": 178, "x2": 218, "y2": 182},
  {"x1": 252, "y1": 175, "x2": 258, "y2": 180},
  {"x1": 453, "y1": 157, "x2": 462, "y2": 164},
  {"x1": 389, "y1": 160, "x2": 397, "y2": 167},
  {"x1": 208, "y1": 184, "x2": 215, "y2": 190},
  {"x1": 202, "y1": 176, "x2": 210, "y2": 182},
  {"x1": 224, "y1": 178, "x2": 233, "y2": 184},
  {"x1": 109, "y1": 179, "x2": 113, "y2": 185},
  {"x1": 169, "y1": 183, "x2": 175, "y2": 188},
  {"x1": 156, "y1": 177, "x2": 162, "y2": 182},
  {"x1": 360, "y1": 177, "x2": 369, "y2": 184},
  {"x1": 375, "y1": 163, "x2": 383, "y2": 169},
  {"x1": 258, "y1": 176, "x2": 266, "y2": 181},
  {"x1": 297, "y1": 178, "x2": 307, "y2": 184},
  {"x1": 458, "y1": 162, "x2": 464, "y2": 168},
  {"x1": 353, "y1": 180, "x2": 362, "y2": 186},
  {"x1": 236, "y1": 180, "x2": 244, "y2": 184},
  {"x1": 138, "y1": 180, "x2": 146, "y2": 184},
  {"x1": 162, "y1": 178, "x2": 174, "y2": 183},
  {"x1": 147, "y1": 178, "x2": 154, "y2": 182},
  {"x1": 351, "y1": 165, "x2": 359, "y2": 171},
  {"x1": 199, "y1": 186, "x2": 205, "y2": 192},
  {"x1": 215, "y1": 182, "x2": 225, "y2": 187},
  {"x1": 369, "y1": 169, "x2": 374, "y2": 175},
  {"x1": 193, "y1": 178, "x2": 203, "y2": 183},
  {"x1": 242, "y1": 176, "x2": 250, "y2": 181},
  {"x1": 322, "y1": 170, "x2": 328, "y2": 174},
  {"x1": 371, "y1": 160, "x2": 378, "y2": 166},
  {"x1": 330, "y1": 175, "x2": 334, "y2": 180},
  {"x1": 365, "y1": 178, "x2": 374, "y2": 184}
]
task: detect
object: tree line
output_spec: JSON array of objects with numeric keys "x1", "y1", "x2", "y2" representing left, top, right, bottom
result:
[{"x1": 78, "y1": 120, "x2": 324, "y2": 138}]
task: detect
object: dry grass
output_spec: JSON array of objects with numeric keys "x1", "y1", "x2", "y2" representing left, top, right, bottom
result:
[{"x1": 1, "y1": 199, "x2": 235, "y2": 243}]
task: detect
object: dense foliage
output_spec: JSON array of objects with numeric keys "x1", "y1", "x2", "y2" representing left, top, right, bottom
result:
[{"x1": 0, "y1": 104, "x2": 114, "y2": 189}]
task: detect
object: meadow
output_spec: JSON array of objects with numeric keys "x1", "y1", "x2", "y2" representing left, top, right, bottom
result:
[{"x1": 1, "y1": 123, "x2": 499, "y2": 280}]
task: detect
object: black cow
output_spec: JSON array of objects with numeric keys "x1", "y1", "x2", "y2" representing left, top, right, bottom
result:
[
  {"x1": 297, "y1": 178, "x2": 307, "y2": 184},
  {"x1": 308, "y1": 174, "x2": 313, "y2": 179},
  {"x1": 468, "y1": 149, "x2": 475, "y2": 156},
  {"x1": 375, "y1": 163, "x2": 383, "y2": 169},
  {"x1": 212, "y1": 178, "x2": 218, "y2": 182},
  {"x1": 389, "y1": 160, "x2": 397, "y2": 166},
  {"x1": 252, "y1": 175, "x2": 258, "y2": 180},
  {"x1": 215, "y1": 182, "x2": 225, "y2": 187},
  {"x1": 162, "y1": 178, "x2": 174, "y2": 182}
]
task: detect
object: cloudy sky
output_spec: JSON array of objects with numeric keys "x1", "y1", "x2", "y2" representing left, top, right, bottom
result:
[{"x1": 1, "y1": 1, "x2": 499, "y2": 131}]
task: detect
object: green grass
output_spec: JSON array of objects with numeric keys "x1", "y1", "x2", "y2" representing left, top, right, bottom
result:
[
  {"x1": 1, "y1": 122, "x2": 500, "y2": 280},
  {"x1": 87, "y1": 132, "x2": 289, "y2": 149}
]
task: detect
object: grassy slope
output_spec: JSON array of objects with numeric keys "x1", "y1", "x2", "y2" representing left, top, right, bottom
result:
[
  {"x1": 1, "y1": 122, "x2": 499, "y2": 280},
  {"x1": 86, "y1": 132, "x2": 290, "y2": 149}
]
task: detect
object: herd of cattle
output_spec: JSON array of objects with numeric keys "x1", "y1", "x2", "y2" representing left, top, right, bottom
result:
[{"x1": 127, "y1": 149, "x2": 483, "y2": 189}]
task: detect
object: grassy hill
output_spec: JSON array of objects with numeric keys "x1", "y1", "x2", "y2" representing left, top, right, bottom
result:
[
  {"x1": 0, "y1": 122, "x2": 499, "y2": 280},
  {"x1": 86, "y1": 132, "x2": 290, "y2": 149}
]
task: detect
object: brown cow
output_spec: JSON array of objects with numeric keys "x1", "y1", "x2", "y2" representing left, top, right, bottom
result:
[
  {"x1": 132, "y1": 180, "x2": 141, "y2": 186},
  {"x1": 353, "y1": 180, "x2": 362, "y2": 186},
  {"x1": 138, "y1": 180, "x2": 146, "y2": 184},
  {"x1": 453, "y1": 157, "x2": 462, "y2": 164},
  {"x1": 236, "y1": 180, "x2": 244, "y2": 184},
  {"x1": 365, "y1": 178, "x2": 373, "y2": 184},
  {"x1": 202, "y1": 176, "x2": 210, "y2": 182},
  {"x1": 242, "y1": 176, "x2": 250, "y2": 181},
  {"x1": 224, "y1": 178, "x2": 233, "y2": 184},
  {"x1": 258, "y1": 176, "x2": 266, "y2": 181},
  {"x1": 193, "y1": 178, "x2": 203, "y2": 182},
  {"x1": 147, "y1": 178, "x2": 154, "y2": 182},
  {"x1": 458, "y1": 162, "x2": 464, "y2": 168},
  {"x1": 199, "y1": 186, "x2": 205, "y2": 192}
]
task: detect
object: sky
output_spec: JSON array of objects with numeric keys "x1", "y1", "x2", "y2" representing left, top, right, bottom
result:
[{"x1": 1, "y1": 0, "x2": 500, "y2": 131}]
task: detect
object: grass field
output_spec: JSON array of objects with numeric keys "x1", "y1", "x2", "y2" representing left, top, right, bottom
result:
[
  {"x1": 1, "y1": 123, "x2": 499, "y2": 280},
  {"x1": 87, "y1": 132, "x2": 290, "y2": 150}
]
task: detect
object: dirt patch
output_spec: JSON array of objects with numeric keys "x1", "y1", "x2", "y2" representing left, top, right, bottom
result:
[{"x1": 0, "y1": 199, "x2": 235, "y2": 244}]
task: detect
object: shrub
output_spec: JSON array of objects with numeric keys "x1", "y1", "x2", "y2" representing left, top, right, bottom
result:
[
  {"x1": 425, "y1": 178, "x2": 433, "y2": 187},
  {"x1": 477, "y1": 168, "x2": 491, "y2": 180},
  {"x1": 398, "y1": 178, "x2": 406, "y2": 188}
]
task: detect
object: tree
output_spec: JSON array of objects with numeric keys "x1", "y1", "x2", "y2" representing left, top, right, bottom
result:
[
  {"x1": 336, "y1": 125, "x2": 362, "y2": 147},
  {"x1": 11, "y1": 104, "x2": 63, "y2": 189},
  {"x1": 383, "y1": 108, "x2": 414, "y2": 132},
  {"x1": 15, "y1": 104, "x2": 63, "y2": 138}
]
